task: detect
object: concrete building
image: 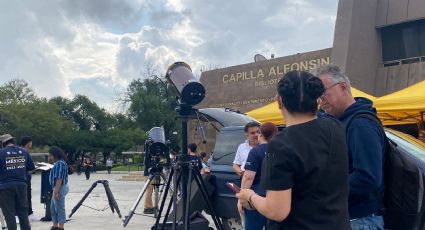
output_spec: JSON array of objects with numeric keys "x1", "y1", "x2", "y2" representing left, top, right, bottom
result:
[
  {"x1": 333, "y1": 0, "x2": 425, "y2": 96},
  {"x1": 199, "y1": 0, "x2": 425, "y2": 112}
]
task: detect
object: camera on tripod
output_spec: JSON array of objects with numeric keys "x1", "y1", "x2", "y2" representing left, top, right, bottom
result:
[{"x1": 144, "y1": 127, "x2": 171, "y2": 175}]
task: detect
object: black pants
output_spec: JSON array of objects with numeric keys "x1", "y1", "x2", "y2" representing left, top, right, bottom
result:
[
  {"x1": 27, "y1": 177, "x2": 33, "y2": 215},
  {"x1": 85, "y1": 168, "x2": 91, "y2": 180},
  {"x1": 0, "y1": 185, "x2": 31, "y2": 230}
]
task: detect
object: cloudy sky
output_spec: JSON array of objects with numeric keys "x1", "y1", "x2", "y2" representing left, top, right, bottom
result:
[{"x1": 0, "y1": 0, "x2": 338, "y2": 112}]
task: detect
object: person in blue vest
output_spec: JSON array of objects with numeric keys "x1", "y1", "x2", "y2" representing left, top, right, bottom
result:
[
  {"x1": 239, "y1": 122, "x2": 278, "y2": 230},
  {"x1": 0, "y1": 134, "x2": 35, "y2": 230},
  {"x1": 313, "y1": 64, "x2": 386, "y2": 230}
]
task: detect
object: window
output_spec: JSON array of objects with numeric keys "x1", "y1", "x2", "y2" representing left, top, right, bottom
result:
[
  {"x1": 212, "y1": 128, "x2": 246, "y2": 165},
  {"x1": 381, "y1": 19, "x2": 425, "y2": 63}
]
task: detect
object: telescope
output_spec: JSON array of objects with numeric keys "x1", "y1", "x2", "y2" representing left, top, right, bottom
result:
[
  {"x1": 146, "y1": 127, "x2": 168, "y2": 157},
  {"x1": 165, "y1": 62, "x2": 205, "y2": 106},
  {"x1": 151, "y1": 62, "x2": 224, "y2": 230},
  {"x1": 144, "y1": 127, "x2": 171, "y2": 173}
]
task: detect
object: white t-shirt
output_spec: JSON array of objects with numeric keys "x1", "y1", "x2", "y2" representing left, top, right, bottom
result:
[
  {"x1": 106, "y1": 159, "x2": 113, "y2": 167},
  {"x1": 233, "y1": 141, "x2": 253, "y2": 171}
]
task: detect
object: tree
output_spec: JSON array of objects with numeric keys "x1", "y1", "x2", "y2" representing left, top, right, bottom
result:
[
  {"x1": 0, "y1": 79, "x2": 37, "y2": 104},
  {"x1": 124, "y1": 77, "x2": 181, "y2": 151},
  {"x1": 49, "y1": 95, "x2": 147, "y2": 162},
  {"x1": 0, "y1": 99, "x2": 77, "y2": 147}
]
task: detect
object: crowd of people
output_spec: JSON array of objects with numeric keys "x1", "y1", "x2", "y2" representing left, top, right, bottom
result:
[
  {"x1": 1, "y1": 64, "x2": 424, "y2": 230},
  {"x1": 234, "y1": 64, "x2": 389, "y2": 230},
  {"x1": 0, "y1": 134, "x2": 72, "y2": 230}
]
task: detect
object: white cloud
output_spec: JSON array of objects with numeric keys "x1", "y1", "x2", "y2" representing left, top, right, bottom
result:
[{"x1": 0, "y1": 0, "x2": 338, "y2": 111}]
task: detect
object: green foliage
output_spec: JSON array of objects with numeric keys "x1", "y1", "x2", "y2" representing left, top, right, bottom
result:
[
  {"x1": 0, "y1": 99, "x2": 76, "y2": 146},
  {"x1": 125, "y1": 77, "x2": 181, "y2": 151},
  {"x1": 0, "y1": 79, "x2": 37, "y2": 104},
  {"x1": 0, "y1": 73, "x2": 181, "y2": 162}
]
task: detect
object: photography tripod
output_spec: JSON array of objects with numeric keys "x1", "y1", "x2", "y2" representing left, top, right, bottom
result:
[
  {"x1": 123, "y1": 170, "x2": 167, "y2": 226},
  {"x1": 69, "y1": 180, "x2": 122, "y2": 219},
  {"x1": 151, "y1": 103, "x2": 224, "y2": 230}
]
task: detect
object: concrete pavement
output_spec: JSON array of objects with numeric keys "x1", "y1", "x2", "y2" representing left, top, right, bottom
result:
[{"x1": 28, "y1": 172, "x2": 171, "y2": 230}]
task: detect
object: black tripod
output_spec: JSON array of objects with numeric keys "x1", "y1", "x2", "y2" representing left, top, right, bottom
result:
[
  {"x1": 69, "y1": 180, "x2": 122, "y2": 219},
  {"x1": 152, "y1": 103, "x2": 224, "y2": 230},
  {"x1": 123, "y1": 170, "x2": 167, "y2": 226}
]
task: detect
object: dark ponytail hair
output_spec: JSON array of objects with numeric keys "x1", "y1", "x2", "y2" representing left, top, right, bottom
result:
[
  {"x1": 48, "y1": 146, "x2": 74, "y2": 175},
  {"x1": 277, "y1": 70, "x2": 324, "y2": 114}
]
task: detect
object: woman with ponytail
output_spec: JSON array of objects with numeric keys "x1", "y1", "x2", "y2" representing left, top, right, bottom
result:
[
  {"x1": 48, "y1": 146, "x2": 72, "y2": 230},
  {"x1": 237, "y1": 70, "x2": 350, "y2": 229}
]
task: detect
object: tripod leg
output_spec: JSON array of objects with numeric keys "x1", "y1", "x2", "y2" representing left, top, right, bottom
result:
[
  {"x1": 123, "y1": 174, "x2": 155, "y2": 227},
  {"x1": 102, "y1": 180, "x2": 122, "y2": 219},
  {"x1": 183, "y1": 163, "x2": 193, "y2": 230},
  {"x1": 69, "y1": 181, "x2": 99, "y2": 218},
  {"x1": 161, "y1": 195, "x2": 174, "y2": 230},
  {"x1": 172, "y1": 165, "x2": 180, "y2": 230},
  {"x1": 192, "y1": 170, "x2": 224, "y2": 230},
  {"x1": 153, "y1": 169, "x2": 174, "y2": 230},
  {"x1": 158, "y1": 173, "x2": 167, "y2": 199},
  {"x1": 165, "y1": 168, "x2": 182, "y2": 230},
  {"x1": 154, "y1": 175, "x2": 161, "y2": 218}
]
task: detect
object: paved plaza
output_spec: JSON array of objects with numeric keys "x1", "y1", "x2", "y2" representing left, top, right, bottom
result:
[{"x1": 26, "y1": 172, "x2": 179, "y2": 230}]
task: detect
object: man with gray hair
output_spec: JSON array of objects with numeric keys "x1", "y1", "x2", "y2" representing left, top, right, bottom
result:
[{"x1": 312, "y1": 64, "x2": 386, "y2": 230}]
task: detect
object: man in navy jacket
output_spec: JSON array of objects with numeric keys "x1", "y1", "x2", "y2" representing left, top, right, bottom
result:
[
  {"x1": 313, "y1": 65, "x2": 386, "y2": 230},
  {"x1": 0, "y1": 134, "x2": 35, "y2": 230}
]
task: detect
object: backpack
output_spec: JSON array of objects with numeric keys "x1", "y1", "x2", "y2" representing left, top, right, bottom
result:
[{"x1": 347, "y1": 113, "x2": 425, "y2": 230}]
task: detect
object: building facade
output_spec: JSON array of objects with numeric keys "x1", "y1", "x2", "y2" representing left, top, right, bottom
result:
[{"x1": 199, "y1": 0, "x2": 425, "y2": 112}]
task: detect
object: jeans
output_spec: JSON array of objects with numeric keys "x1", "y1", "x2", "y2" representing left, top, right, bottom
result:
[
  {"x1": 0, "y1": 185, "x2": 31, "y2": 230},
  {"x1": 50, "y1": 184, "x2": 69, "y2": 224},
  {"x1": 351, "y1": 215, "x2": 384, "y2": 230},
  {"x1": 244, "y1": 209, "x2": 267, "y2": 230}
]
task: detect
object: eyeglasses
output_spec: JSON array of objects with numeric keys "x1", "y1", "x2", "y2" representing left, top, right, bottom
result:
[{"x1": 320, "y1": 82, "x2": 341, "y2": 99}]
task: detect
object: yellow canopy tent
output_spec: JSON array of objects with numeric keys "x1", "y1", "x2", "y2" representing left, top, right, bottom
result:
[
  {"x1": 374, "y1": 80, "x2": 425, "y2": 126},
  {"x1": 246, "y1": 88, "x2": 376, "y2": 125}
]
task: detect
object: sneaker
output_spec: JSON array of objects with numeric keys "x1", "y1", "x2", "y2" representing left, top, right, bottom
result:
[
  {"x1": 28, "y1": 214, "x2": 38, "y2": 222},
  {"x1": 143, "y1": 208, "x2": 155, "y2": 214}
]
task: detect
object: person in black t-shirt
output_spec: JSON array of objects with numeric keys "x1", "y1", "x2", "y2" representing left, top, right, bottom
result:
[
  {"x1": 188, "y1": 143, "x2": 203, "y2": 171},
  {"x1": 239, "y1": 122, "x2": 278, "y2": 230},
  {"x1": 237, "y1": 70, "x2": 350, "y2": 230}
]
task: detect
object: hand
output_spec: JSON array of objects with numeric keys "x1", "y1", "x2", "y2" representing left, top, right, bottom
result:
[
  {"x1": 54, "y1": 191, "x2": 59, "y2": 201},
  {"x1": 236, "y1": 189, "x2": 255, "y2": 210},
  {"x1": 237, "y1": 170, "x2": 244, "y2": 176},
  {"x1": 237, "y1": 200, "x2": 244, "y2": 216}
]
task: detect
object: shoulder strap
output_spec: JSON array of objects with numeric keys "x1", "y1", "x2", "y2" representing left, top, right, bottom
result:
[{"x1": 346, "y1": 112, "x2": 382, "y2": 132}]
